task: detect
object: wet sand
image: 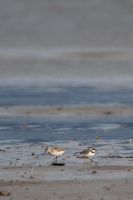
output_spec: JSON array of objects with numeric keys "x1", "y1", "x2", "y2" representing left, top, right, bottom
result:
[
  {"x1": 0, "y1": 179, "x2": 133, "y2": 200},
  {"x1": 0, "y1": 106, "x2": 133, "y2": 200},
  {"x1": 1, "y1": 105, "x2": 133, "y2": 116},
  {"x1": 0, "y1": 165, "x2": 133, "y2": 200},
  {"x1": 0, "y1": 98, "x2": 133, "y2": 200},
  {"x1": 0, "y1": 106, "x2": 133, "y2": 199}
]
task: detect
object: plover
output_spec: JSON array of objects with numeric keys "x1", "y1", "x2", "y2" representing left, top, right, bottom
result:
[
  {"x1": 42, "y1": 146, "x2": 68, "y2": 163},
  {"x1": 74, "y1": 147, "x2": 96, "y2": 162}
]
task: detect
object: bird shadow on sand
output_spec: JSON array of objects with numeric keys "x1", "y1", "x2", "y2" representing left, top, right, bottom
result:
[{"x1": 51, "y1": 162, "x2": 65, "y2": 166}]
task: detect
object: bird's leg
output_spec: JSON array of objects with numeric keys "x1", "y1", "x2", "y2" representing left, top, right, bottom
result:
[
  {"x1": 83, "y1": 156, "x2": 86, "y2": 164},
  {"x1": 56, "y1": 156, "x2": 58, "y2": 163},
  {"x1": 90, "y1": 159, "x2": 93, "y2": 163},
  {"x1": 53, "y1": 156, "x2": 58, "y2": 163}
]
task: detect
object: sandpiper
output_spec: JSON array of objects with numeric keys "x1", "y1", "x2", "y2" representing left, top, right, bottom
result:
[{"x1": 42, "y1": 146, "x2": 68, "y2": 163}]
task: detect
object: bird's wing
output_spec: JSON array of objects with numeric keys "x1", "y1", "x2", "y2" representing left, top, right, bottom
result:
[
  {"x1": 80, "y1": 149, "x2": 89, "y2": 154},
  {"x1": 54, "y1": 147, "x2": 66, "y2": 151}
]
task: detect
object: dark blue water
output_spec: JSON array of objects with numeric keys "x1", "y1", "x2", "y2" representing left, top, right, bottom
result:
[{"x1": 0, "y1": 85, "x2": 133, "y2": 106}]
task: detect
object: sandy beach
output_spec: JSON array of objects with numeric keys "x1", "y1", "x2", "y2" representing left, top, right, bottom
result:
[
  {"x1": 0, "y1": 164, "x2": 133, "y2": 200},
  {"x1": 1, "y1": 179, "x2": 133, "y2": 200}
]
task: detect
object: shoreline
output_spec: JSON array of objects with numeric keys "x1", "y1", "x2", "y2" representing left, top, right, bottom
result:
[{"x1": 1, "y1": 105, "x2": 133, "y2": 116}]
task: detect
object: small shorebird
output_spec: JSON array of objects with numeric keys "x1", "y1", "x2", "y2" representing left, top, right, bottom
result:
[
  {"x1": 74, "y1": 147, "x2": 96, "y2": 162},
  {"x1": 42, "y1": 146, "x2": 68, "y2": 163}
]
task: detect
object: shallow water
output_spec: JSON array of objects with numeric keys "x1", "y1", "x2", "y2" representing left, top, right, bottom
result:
[
  {"x1": 0, "y1": 86, "x2": 133, "y2": 182},
  {"x1": 0, "y1": 85, "x2": 132, "y2": 167},
  {"x1": 0, "y1": 85, "x2": 133, "y2": 106},
  {"x1": 0, "y1": 113, "x2": 133, "y2": 166}
]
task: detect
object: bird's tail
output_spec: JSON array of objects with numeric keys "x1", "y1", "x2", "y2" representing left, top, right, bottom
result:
[{"x1": 73, "y1": 152, "x2": 80, "y2": 156}]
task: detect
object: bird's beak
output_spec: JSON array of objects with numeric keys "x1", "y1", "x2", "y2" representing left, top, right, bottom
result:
[{"x1": 42, "y1": 151, "x2": 46, "y2": 155}]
